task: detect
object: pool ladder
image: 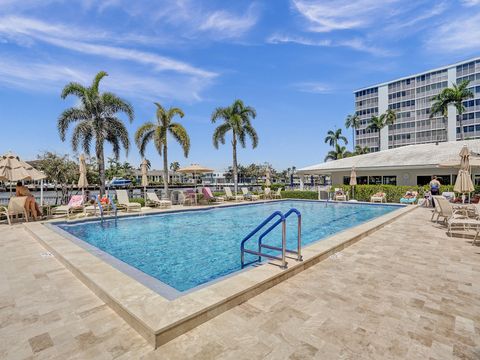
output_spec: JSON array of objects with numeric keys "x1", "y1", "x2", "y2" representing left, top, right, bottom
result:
[
  {"x1": 240, "y1": 208, "x2": 302, "y2": 269},
  {"x1": 95, "y1": 195, "x2": 118, "y2": 222}
]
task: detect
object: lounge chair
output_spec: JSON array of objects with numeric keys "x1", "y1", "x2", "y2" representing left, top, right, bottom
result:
[
  {"x1": 370, "y1": 192, "x2": 386, "y2": 203},
  {"x1": 262, "y1": 187, "x2": 272, "y2": 199},
  {"x1": 333, "y1": 188, "x2": 347, "y2": 201},
  {"x1": 0, "y1": 196, "x2": 29, "y2": 225},
  {"x1": 241, "y1": 187, "x2": 259, "y2": 201},
  {"x1": 431, "y1": 195, "x2": 443, "y2": 222},
  {"x1": 52, "y1": 195, "x2": 85, "y2": 219},
  {"x1": 202, "y1": 187, "x2": 225, "y2": 203},
  {"x1": 436, "y1": 197, "x2": 480, "y2": 245},
  {"x1": 400, "y1": 191, "x2": 418, "y2": 204},
  {"x1": 182, "y1": 189, "x2": 197, "y2": 206},
  {"x1": 116, "y1": 190, "x2": 141, "y2": 212},
  {"x1": 272, "y1": 188, "x2": 282, "y2": 199},
  {"x1": 146, "y1": 192, "x2": 172, "y2": 208},
  {"x1": 224, "y1": 187, "x2": 243, "y2": 201}
]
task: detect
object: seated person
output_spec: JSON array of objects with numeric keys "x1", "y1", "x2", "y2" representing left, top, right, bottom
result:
[{"x1": 15, "y1": 181, "x2": 42, "y2": 220}]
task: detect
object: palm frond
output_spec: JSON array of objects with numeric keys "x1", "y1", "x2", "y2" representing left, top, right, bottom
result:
[
  {"x1": 212, "y1": 122, "x2": 231, "y2": 148},
  {"x1": 169, "y1": 123, "x2": 190, "y2": 157},
  {"x1": 61, "y1": 82, "x2": 87, "y2": 100},
  {"x1": 57, "y1": 108, "x2": 89, "y2": 141},
  {"x1": 102, "y1": 92, "x2": 134, "y2": 122},
  {"x1": 91, "y1": 71, "x2": 108, "y2": 94}
]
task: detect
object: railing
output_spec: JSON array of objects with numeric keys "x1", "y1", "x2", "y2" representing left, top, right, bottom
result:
[
  {"x1": 95, "y1": 195, "x2": 118, "y2": 222},
  {"x1": 240, "y1": 208, "x2": 302, "y2": 269}
]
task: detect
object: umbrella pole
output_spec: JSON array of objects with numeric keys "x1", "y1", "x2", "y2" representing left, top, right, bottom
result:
[
  {"x1": 40, "y1": 179, "x2": 44, "y2": 206},
  {"x1": 144, "y1": 186, "x2": 146, "y2": 204}
]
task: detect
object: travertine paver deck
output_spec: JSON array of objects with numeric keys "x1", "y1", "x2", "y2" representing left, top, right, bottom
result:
[{"x1": 1, "y1": 207, "x2": 479, "y2": 359}]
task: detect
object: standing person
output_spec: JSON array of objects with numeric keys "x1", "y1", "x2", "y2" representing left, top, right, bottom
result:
[
  {"x1": 429, "y1": 176, "x2": 441, "y2": 207},
  {"x1": 15, "y1": 181, "x2": 42, "y2": 220}
]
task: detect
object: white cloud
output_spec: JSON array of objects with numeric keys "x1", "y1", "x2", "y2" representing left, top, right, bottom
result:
[
  {"x1": 0, "y1": 56, "x2": 212, "y2": 102},
  {"x1": 425, "y1": 12, "x2": 480, "y2": 53},
  {"x1": 0, "y1": 16, "x2": 216, "y2": 79},
  {"x1": 199, "y1": 5, "x2": 258, "y2": 39},
  {"x1": 293, "y1": 82, "x2": 332, "y2": 94},
  {"x1": 291, "y1": 0, "x2": 400, "y2": 32},
  {"x1": 267, "y1": 34, "x2": 392, "y2": 56},
  {"x1": 461, "y1": 0, "x2": 480, "y2": 6}
]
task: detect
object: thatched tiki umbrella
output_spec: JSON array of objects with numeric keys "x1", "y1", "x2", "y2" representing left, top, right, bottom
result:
[
  {"x1": 78, "y1": 154, "x2": 88, "y2": 198},
  {"x1": 140, "y1": 159, "x2": 149, "y2": 202},
  {"x1": 454, "y1": 146, "x2": 474, "y2": 203},
  {"x1": 0, "y1": 152, "x2": 46, "y2": 204},
  {"x1": 349, "y1": 167, "x2": 357, "y2": 200}
]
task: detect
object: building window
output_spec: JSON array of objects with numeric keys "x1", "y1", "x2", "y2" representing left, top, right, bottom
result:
[
  {"x1": 383, "y1": 176, "x2": 397, "y2": 185},
  {"x1": 369, "y1": 176, "x2": 382, "y2": 185}
]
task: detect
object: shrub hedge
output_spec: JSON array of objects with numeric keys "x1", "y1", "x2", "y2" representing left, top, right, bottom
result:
[
  {"x1": 334, "y1": 184, "x2": 455, "y2": 203},
  {"x1": 130, "y1": 197, "x2": 145, "y2": 207},
  {"x1": 281, "y1": 190, "x2": 317, "y2": 200}
]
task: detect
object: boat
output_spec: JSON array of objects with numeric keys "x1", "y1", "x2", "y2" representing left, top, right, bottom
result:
[{"x1": 107, "y1": 177, "x2": 132, "y2": 188}]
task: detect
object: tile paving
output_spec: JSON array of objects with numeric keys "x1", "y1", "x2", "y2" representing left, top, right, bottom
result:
[{"x1": 0, "y1": 207, "x2": 479, "y2": 359}]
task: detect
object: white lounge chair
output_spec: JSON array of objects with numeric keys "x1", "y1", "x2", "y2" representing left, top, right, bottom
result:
[
  {"x1": 146, "y1": 192, "x2": 172, "y2": 208},
  {"x1": 224, "y1": 187, "x2": 243, "y2": 201},
  {"x1": 333, "y1": 188, "x2": 347, "y2": 201},
  {"x1": 241, "y1": 187, "x2": 259, "y2": 201},
  {"x1": 52, "y1": 195, "x2": 85, "y2": 219},
  {"x1": 0, "y1": 196, "x2": 29, "y2": 225},
  {"x1": 116, "y1": 190, "x2": 141, "y2": 212},
  {"x1": 272, "y1": 188, "x2": 282, "y2": 199},
  {"x1": 370, "y1": 192, "x2": 386, "y2": 203}
]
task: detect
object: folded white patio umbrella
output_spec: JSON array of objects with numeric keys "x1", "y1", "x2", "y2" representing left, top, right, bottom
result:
[
  {"x1": 453, "y1": 146, "x2": 474, "y2": 202},
  {"x1": 141, "y1": 159, "x2": 149, "y2": 202},
  {"x1": 349, "y1": 167, "x2": 357, "y2": 199},
  {"x1": 78, "y1": 154, "x2": 88, "y2": 197}
]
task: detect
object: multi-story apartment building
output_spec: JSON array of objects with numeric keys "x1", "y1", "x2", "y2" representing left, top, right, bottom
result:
[{"x1": 354, "y1": 57, "x2": 480, "y2": 152}]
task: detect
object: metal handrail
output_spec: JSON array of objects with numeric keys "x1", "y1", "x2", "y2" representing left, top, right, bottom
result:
[
  {"x1": 241, "y1": 211, "x2": 286, "y2": 269},
  {"x1": 257, "y1": 208, "x2": 302, "y2": 262},
  {"x1": 95, "y1": 195, "x2": 104, "y2": 221},
  {"x1": 107, "y1": 194, "x2": 118, "y2": 220},
  {"x1": 241, "y1": 208, "x2": 302, "y2": 269}
]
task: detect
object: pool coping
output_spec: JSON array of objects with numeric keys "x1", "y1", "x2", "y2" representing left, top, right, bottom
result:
[{"x1": 24, "y1": 200, "x2": 417, "y2": 348}]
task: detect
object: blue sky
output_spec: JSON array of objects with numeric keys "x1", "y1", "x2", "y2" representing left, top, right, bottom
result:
[{"x1": 0, "y1": 0, "x2": 479, "y2": 171}]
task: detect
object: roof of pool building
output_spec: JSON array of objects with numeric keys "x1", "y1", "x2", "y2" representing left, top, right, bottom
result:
[{"x1": 298, "y1": 139, "x2": 480, "y2": 174}]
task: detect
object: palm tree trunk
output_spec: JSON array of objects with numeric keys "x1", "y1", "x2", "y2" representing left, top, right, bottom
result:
[
  {"x1": 459, "y1": 115, "x2": 464, "y2": 140},
  {"x1": 97, "y1": 143, "x2": 106, "y2": 196},
  {"x1": 163, "y1": 143, "x2": 168, "y2": 199},
  {"x1": 232, "y1": 135, "x2": 238, "y2": 195},
  {"x1": 378, "y1": 131, "x2": 381, "y2": 152},
  {"x1": 352, "y1": 128, "x2": 355, "y2": 151}
]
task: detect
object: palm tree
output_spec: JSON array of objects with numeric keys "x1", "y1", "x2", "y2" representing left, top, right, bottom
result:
[
  {"x1": 58, "y1": 71, "x2": 134, "y2": 196},
  {"x1": 431, "y1": 80, "x2": 473, "y2": 140},
  {"x1": 344, "y1": 114, "x2": 360, "y2": 150},
  {"x1": 324, "y1": 128, "x2": 348, "y2": 147},
  {"x1": 354, "y1": 145, "x2": 369, "y2": 155},
  {"x1": 170, "y1": 161, "x2": 180, "y2": 183},
  {"x1": 212, "y1": 99, "x2": 258, "y2": 194},
  {"x1": 366, "y1": 115, "x2": 384, "y2": 151},
  {"x1": 324, "y1": 144, "x2": 352, "y2": 161},
  {"x1": 135, "y1": 102, "x2": 190, "y2": 196},
  {"x1": 384, "y1": 109, "x2": 397, "y2": 148}
]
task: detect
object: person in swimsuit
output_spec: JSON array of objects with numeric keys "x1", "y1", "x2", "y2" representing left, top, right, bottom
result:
[
  {"x1": 429, "y1": 176, "x2": 441, "y2": 207},
  {"x1": 15, "y1": 181, "x2": 42, "y2": 220}
]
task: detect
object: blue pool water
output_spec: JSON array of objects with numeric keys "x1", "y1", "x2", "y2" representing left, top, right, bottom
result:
[{"x1": 57, "y1": 200, "x2": 399, "y2": 292}]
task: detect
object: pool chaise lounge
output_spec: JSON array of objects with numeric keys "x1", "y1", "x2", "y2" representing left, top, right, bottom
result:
[
  {"x1": 241, "y1": 187, "x2": 259, "y2": 201},
  {"x1": 0, "y1": 196, "x2": 29, "y2": 225},
  {"x1": 224, "y1": 187, "x2": 243, "y2": 201},
  {"x1": 146, "y1": 192, "x2": 172, "y2": 208},
  {"x1": 116, "y1": 189, "x2": 141, "y2": 212}
]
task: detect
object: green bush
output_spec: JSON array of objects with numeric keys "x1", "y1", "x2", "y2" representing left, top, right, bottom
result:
[
  {"x1": 281, "y1": 190, "x2": 317, "y2": 200},
  {"x1": 334, "y1": 184, "x2": 455, "y2": 203}
]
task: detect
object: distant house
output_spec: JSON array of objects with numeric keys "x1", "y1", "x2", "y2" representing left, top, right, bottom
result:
[
  {"x1": 133, "y1": 169, "x2": 185, "y2": 184},
  {"x1": 297, "y1": 140, "x2": 480, "y2": 187}
]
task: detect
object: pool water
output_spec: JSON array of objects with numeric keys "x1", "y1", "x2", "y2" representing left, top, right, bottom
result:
[{"x1": 57, "y1": 200, "x2": 399, "y2": 292}]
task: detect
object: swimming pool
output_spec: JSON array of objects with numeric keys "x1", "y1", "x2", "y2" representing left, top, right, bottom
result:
[{"x1": 56, "y1": 200, "x2": 400, "y2": 293}]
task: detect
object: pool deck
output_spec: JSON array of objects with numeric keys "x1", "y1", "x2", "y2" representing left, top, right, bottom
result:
[{"x1": 1, "y1": 207, "x2": 480, "y2": 359}]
